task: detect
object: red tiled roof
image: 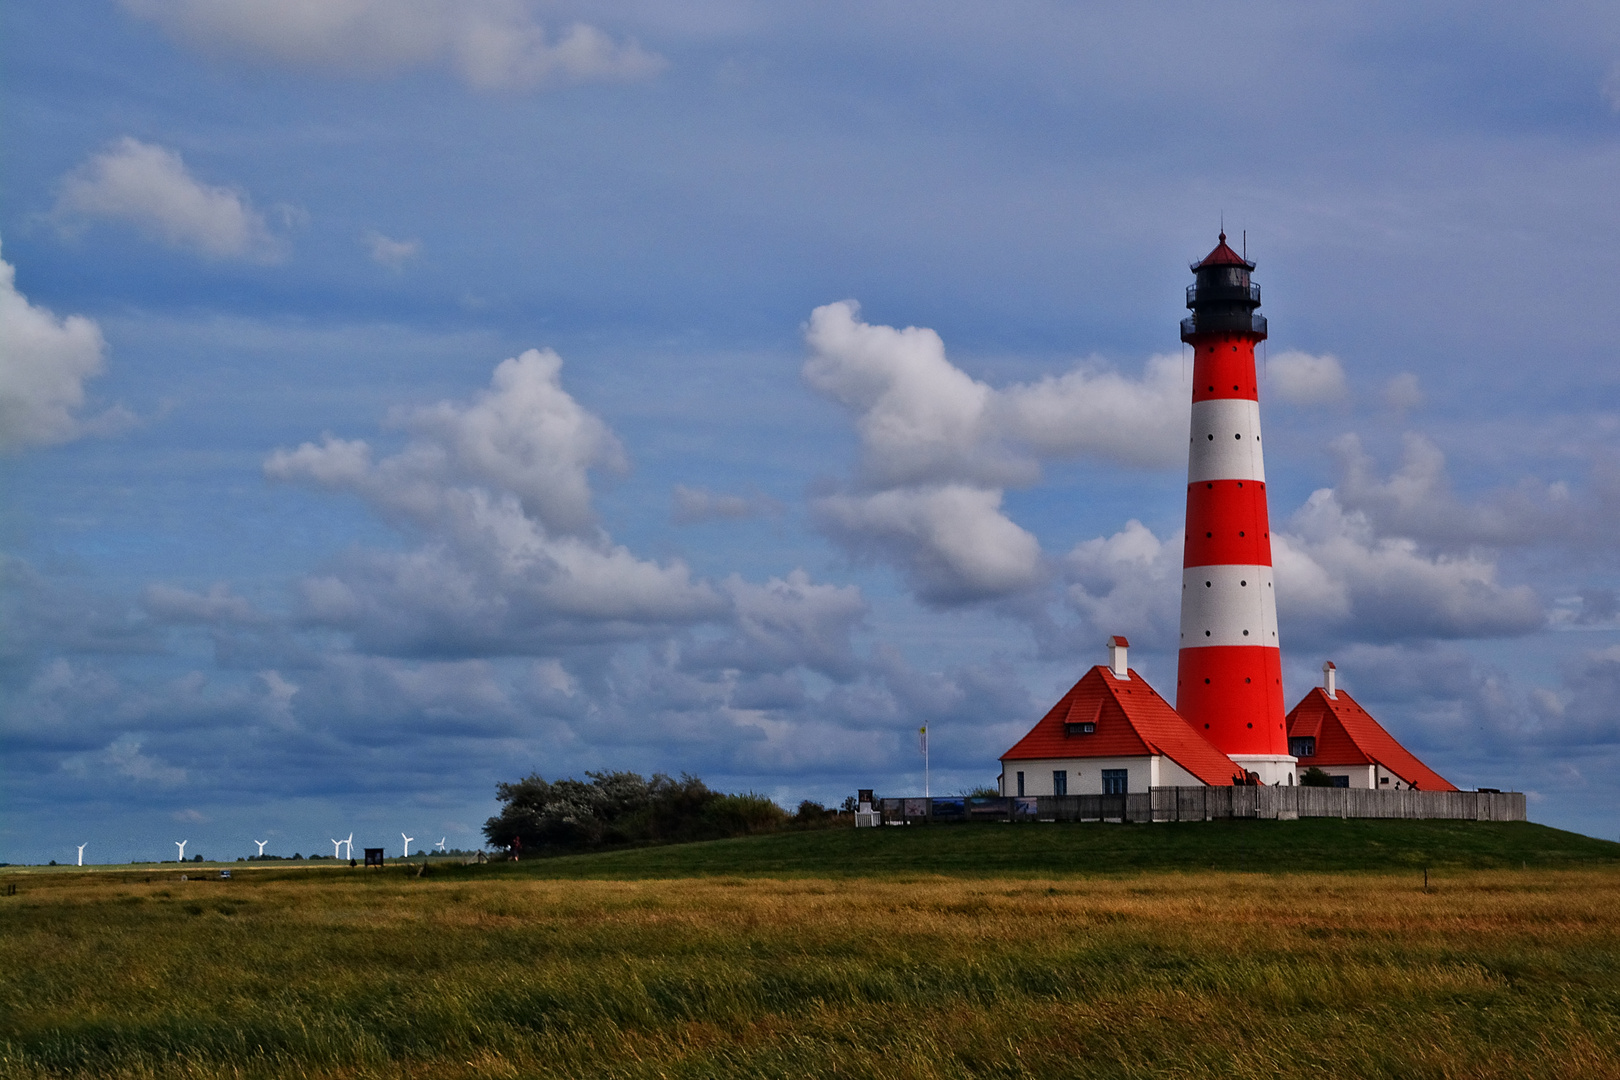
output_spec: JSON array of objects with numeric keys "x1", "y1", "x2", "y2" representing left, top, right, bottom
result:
[
  {"x1": 1001, "y1": 666, "x2": 1240, "y2": 786},
  {"x1": 1193, "y1": 233, "x2": 1253, "y2": 270},
  {"x1": 1286, "y1": 687, "x2": 1457, "y2": 791}
]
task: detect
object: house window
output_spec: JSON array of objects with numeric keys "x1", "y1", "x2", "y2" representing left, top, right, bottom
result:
[
  {"x1": 1102, "y1": 769, "x2": 1128, "y2": 795},
  {"x1": 1066, "y1": 722, "x2": 1096, "y2": 736},
  {"x1": 1289, "y1": 737, "x2": 1316, "y2": 758},
  {"x1": 1379, "y1": 776, "x2": 1390, "y2": 785},
  {"x1": 1016, "y1": 771, "x2": 1025, "y2": 797},
  {"x1": 1331, "y1": 776, "x2": 1349, "y2": 788},
  {"x1": 1052, "y1": 770, "x2": 1067, "y2": 796}
]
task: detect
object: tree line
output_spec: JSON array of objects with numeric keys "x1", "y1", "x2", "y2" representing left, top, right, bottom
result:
[{"x1": 482, "y1": 771, "x2": 842, "y2": 856}]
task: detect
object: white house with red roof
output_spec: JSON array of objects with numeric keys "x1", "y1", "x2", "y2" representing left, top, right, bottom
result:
[
  {"x1": 1000, "y1": 642, "x2": 1456, "y2": 794},
  {"x1": 1285, "y1": 662, "x2": 1457, "y2": 791},
  {"x1": 999, "y1": 638, "x2": 1245, "y2": 797}
]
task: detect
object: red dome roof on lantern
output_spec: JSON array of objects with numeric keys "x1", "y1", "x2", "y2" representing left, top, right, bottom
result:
[{"x1": 1192, "y1": 231, "x2": 1255, "y2": 271}]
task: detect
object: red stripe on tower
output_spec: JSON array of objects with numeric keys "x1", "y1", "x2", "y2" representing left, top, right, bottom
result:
[{"x1": 1175, "y1": 233, "x2": 1296, "y2": 786}]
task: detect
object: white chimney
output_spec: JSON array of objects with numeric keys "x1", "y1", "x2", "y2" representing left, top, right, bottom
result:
[
  {"x1": 1322, "y1": 660, "x2": 1337, "y2": 699},
  {"x1": 1107, "y1": 635, "x2": 1130, "y2": 679}
]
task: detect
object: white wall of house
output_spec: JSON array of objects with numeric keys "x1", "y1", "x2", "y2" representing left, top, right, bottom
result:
[
  {"x1": 999, "y1": 754, "x2": 1206, "y2": 795},
  {"x1": 1302, "y1": 763, "x2": 1420, "y2": 789}
]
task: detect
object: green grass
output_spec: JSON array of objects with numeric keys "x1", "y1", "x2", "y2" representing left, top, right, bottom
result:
[
  {"x1": 3, "y1": 865, "x2": 1619, "y2": 1078},
  {"x1": 4, "y1": 822, "x2": 1619, "y2": 1078},
  {"x1": 503, "y1": 818, "x2": 1620, "y2": 879}
]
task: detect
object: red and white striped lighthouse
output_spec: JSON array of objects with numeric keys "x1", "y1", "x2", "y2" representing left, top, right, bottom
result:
[{"x1": 1174, "y1": 234, "x2": 1296, "y2": 786}]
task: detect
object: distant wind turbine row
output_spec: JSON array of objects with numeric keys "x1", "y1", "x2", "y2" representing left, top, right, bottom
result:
[{"x1": 63, "y1": 829, "x2": 449, "y2": 866}]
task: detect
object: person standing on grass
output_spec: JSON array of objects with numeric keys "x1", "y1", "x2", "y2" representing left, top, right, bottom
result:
[{"x1": 510, "y1": 835, "x2": 522, "y2": 862}]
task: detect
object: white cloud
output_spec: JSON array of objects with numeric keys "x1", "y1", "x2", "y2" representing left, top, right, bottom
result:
[
  {"x1": 121, "y1": 0, "x2": 665, "y2": 90},
  {"x1": 54, "y1": 138, "x2": 283, "y2": 261},
  {"x1": 815, "y1": 485, "x2": 1042, "y2": 605},
  {"x1": 692, "y1": 571, "x2": 868, "y2": 678},
  {"x1": 801, "y1": 300, "x2": 1186, "y2": 604},
  {"x1": 268, "y1": 348, "x2": 722, "y2": 654},
  {"x1": 364, "y1": 231, "x2": 420, "y2": 269},
  {"x1": 1276, "y1": 488, "x2": 1543, "y2": 641},
  {"x1": 1062, "y1": 519, "x2": 1183, "y2": 646},
  {"x1": 0, "y1": 241, "x2": 126, "y2": 450},
  {"x1": 63, "y1": 734, "x2": 187, "y2": 786},
  {"x1": 1329, "y1": 432, "x2": 1620, "y2": 551},
  {"x1": 1266, "y1": 349, "x2": 1347, "y2": 405},
  {"x1": 269, "y1": 349, "x2": 626, "y2": 537}
]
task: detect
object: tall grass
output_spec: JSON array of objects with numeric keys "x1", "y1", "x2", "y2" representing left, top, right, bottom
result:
[{"x1": 3, "y1": 864, "x2": 1618, "y2": 1078}]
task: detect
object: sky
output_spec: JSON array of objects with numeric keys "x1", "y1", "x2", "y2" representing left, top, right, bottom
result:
[{"x1": 4, "y1": 1, "x2": 1620, "y2": 864}]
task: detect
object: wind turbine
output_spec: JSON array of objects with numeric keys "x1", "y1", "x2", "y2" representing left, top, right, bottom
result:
[
  {"x1": 401, "y1": 832, "x2": 414, "y2": 859},
  {"x1": 77, "y1": 843, "x2": 87, "y2": 867},
  {"x1": 254, "y1": 840, "x2": 268, "y2": 857},
  {"x1": 175, "y1": 840, "x2": 187, "y2": 862},
  {"x1": 330, "y1": 838, "x2": 343, "y2": 859},
  {"x1": 434, "y1": 838, "x2": 446, "y2": 853},
  {"x1": 345, "y1": 833, "x2": 354, "y2": 860}
]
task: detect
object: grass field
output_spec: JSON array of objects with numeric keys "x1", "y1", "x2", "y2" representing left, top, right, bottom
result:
[{"x1": 4, "y1": 821, "x2": 1620, "y2": 1079}]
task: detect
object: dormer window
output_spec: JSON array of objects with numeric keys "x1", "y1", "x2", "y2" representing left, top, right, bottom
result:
[
  {"x1": 1289, "y1": 737, "x2": 1315, "y2": 758},
  {"x1": 1066, "y1": 722, "x2": 1096, "y2": 736}
]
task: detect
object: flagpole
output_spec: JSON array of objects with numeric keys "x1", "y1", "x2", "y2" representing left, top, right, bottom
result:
[{"x1": 920, "y1": 725, "x2": 929, "y2": 798}]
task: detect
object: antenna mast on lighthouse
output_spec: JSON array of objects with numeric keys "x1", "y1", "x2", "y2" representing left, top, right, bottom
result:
[{"x1": 1176, "y1": 233, "x2": 1296, "y2": 786}]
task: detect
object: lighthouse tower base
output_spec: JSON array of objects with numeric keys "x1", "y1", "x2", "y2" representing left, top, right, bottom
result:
[{"x1": 1228, "y1": 754, "x2": 1299, "y2": 787}]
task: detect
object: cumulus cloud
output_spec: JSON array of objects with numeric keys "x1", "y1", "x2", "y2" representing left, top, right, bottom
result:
[
  {"x1": 1329, "y1": 432, "x2": 1620, "y2": 552},
  {"x1": 1275, "y1": 487, "x2": 1543, "y2": 641},
  {"x1": 801, "y1": 300, "x2": 1187, "y2": 604},
  {"x1": 364, "y1": 231, "x2": 420, "y2": 269},
  {"x1": 1266, "y1": 350, "x2": 1347, "y2": 405},
  {"x1": 816, "y1": 485, "x2": 1043, "y2": 604},
  {"x1": 685, "y1": 571, "x2": 868, "y2": 679},
  {"x1": 54, "y1": 138, "x2": 284, "y2": 261},
  {"x1": 1053, "y1": 487, "x2": 1542, "y2": 651},
  {"x1": 0, "y1": 242, "x2": 127, "y2": 450},
  {"x1": 63, "y1": 734, "x2": 187, "y2": 786},
  {"x1": 1062, "y1": 519, "x2": 1183, "y2": 647},
  {"x1": 121, "y1": 0, "x2": 664, "y2": 90},
  {"x1": 269, "y1": 349, "x2": 626, "y2": 536}
]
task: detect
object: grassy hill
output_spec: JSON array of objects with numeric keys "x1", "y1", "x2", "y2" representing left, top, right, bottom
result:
[{"x1": 495, "y1": 818, "x2": 1620, "y2": 880}]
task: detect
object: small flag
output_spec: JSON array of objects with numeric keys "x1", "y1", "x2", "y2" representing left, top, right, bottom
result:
[{"x1": 919, "y1": 725, "x2": 927, "y2": 754}]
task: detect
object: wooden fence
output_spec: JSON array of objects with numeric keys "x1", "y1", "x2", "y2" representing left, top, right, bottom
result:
[{"x1": 875, "y1": 787, "x2": 1525, "y2": 825}]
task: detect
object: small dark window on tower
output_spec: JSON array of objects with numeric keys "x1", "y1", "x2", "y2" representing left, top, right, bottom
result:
[
  {"x1": 1239, "y1": 531, "x2": 1245, "y2": 536},
  {"x1": 1240, "y1": 580, "x2": 1247, "y2": 586},
  {"x1": 1204, "y1": 630, "x2": 1211, "y2": 636},
  {"x1": 1246, "y1": 722, "x2": 1253, "y2": 728},
  {"x1": 1242, "y1": 630, "x2": 1249, "y2": 636},
  {"x1": 1234, "y1": 433, "x2": 1242, "y2": 439},
  {"x1": 1244, "y1": 677, "x2": 1251, "y2": 683},
  {"x1": 1205, "y1": 581, "x2": 1211, "y2": 587},
  {"x1": 1207, "y1": 434, "x2": 1214, "y2": 441}
]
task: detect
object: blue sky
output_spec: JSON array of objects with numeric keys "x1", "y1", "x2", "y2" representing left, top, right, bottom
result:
[{"x1": 5, "y1": 1, "x2": 1620, "y2": 864}]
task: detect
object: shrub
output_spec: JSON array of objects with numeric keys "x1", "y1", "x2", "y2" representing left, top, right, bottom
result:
[
  {"x1": 1300, "y1": 767, "x2": 1335, "y2": 787},
  {"x1": 484, "y1": 771, "x2": 791, "y2": 855}
]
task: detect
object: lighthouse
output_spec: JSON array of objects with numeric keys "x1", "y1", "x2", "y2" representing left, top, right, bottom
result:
[{"x1": 1174, "y1": 234, "x2": 1295, "y2": 786}]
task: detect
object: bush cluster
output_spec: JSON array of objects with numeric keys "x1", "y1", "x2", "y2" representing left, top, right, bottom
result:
[{"x1": 484, "y1": 771, "x2": 835, "y2": 855}]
